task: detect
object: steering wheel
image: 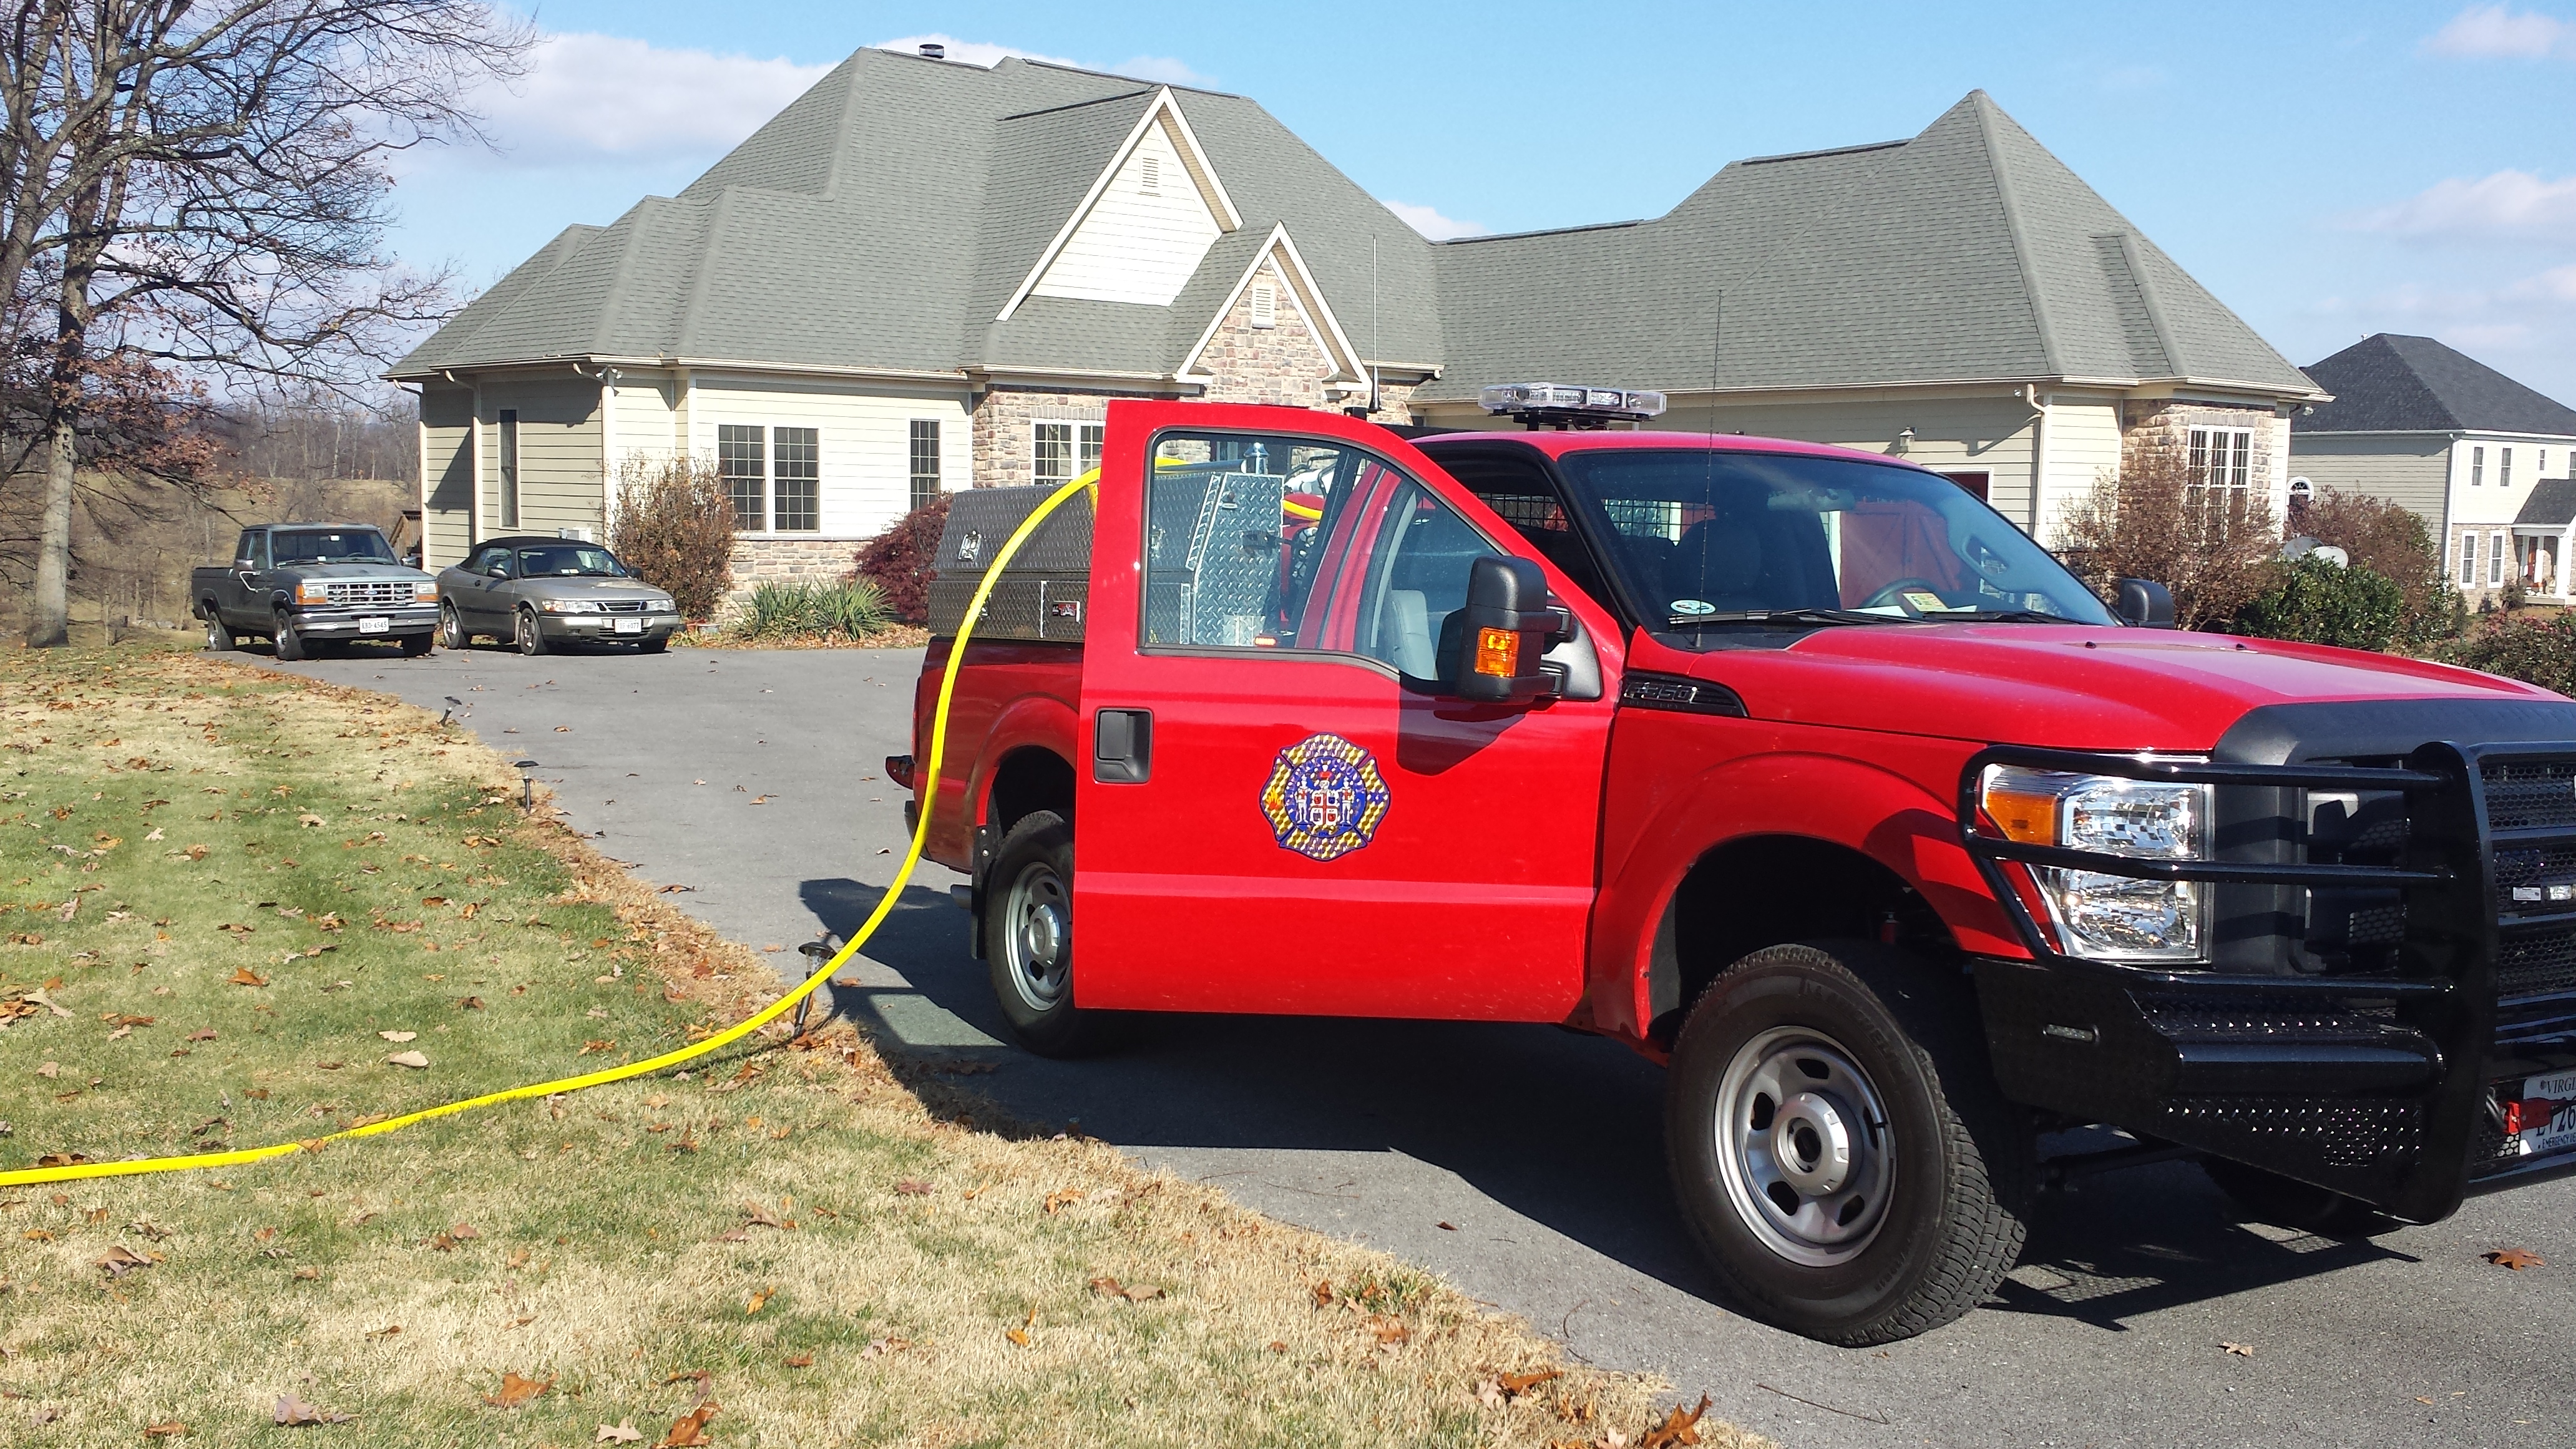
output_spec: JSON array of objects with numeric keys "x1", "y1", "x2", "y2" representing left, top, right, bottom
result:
[{"x1": 1860, "y1": 577, "x2": 1949, "y2": 615}]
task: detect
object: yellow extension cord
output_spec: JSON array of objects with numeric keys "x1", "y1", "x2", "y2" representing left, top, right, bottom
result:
[{"x1": 0, "y1": 471, "x2": 1098, "y2": 1189}]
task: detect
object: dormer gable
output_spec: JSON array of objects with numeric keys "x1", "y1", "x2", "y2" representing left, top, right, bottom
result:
[{"x1": 1000, "y1": 88, "x2": 1241, "y2": 316}]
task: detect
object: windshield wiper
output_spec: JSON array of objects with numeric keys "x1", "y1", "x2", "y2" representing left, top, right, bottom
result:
[
  {"x1": 1936, "y1": 608, "x2": 2084, "y2": 624},
  {"x1": 1665, "y1": 607, "x2": 1906, "y2": 628}
]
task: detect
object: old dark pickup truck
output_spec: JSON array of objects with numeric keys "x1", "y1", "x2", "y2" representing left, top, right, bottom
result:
[{"x1": 192, "y1": 524, "x2": 438, "y2": 660}]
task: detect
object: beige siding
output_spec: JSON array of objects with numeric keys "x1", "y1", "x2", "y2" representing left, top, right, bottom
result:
[
  {"x1": 2036, "y1": 393, "x2": 2123, "y2": 547},
  {"x1": 607, "y1": 373, "x2": 684, "y2": 479},
  {"x1": 2287, "y1": 433, "x2": 2452, "y2": 533},
  {"x1": 420, "y1": 384, "x2": 475, "y2": 568},
  {"x1": 1029, "y1": 120, "x2": 1222, "y2": 308},
  {"x1": 480, "y1": 376, "x2": 603, "y2": 539},
  {"x1": 686, "y1": 374, "x2": 972, "y2": 539}
]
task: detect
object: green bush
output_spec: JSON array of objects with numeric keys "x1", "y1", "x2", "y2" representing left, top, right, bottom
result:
[
  {"x1": 738, "y1": 578, "x2": 895, "y2": 642},
  {"x1": 2432, "y1": 610, "x2": 2576, "y2": 696},
  {"x1": 2234, "y1": 556, "x2": 2406, "y2": 651}
]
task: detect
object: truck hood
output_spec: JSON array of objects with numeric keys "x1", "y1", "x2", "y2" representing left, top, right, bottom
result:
[
  {"x1": 293, "y1": 562, "x2": 431, "y2": 581},
  {"x1": 1690, "y1": 623, "x2": 2566, "y2": 751}
]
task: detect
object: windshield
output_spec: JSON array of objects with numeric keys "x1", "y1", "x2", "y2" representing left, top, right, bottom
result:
[
  {"x1": 514, "y1": 544, "x2": 628, "y2": 578},
  {"x1": 270, "y1": 529, "x2": 394, "y2": 565},
  {"x1": 1551, "y1": 449, "x2": 2115, "y2": 628}
]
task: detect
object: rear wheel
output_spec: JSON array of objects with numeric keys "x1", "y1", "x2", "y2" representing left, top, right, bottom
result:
[
  {"x1": 202, "y1": 610, "x2": 233, "y2": 651},
  {"x1": 515, "y1": 607, "x2": 549, "y2": 656},
  {"x1": 983, "y1": 810, "x2": 1109, "y2": 1057},
  {"x1": 272, "y1": 608, "x2": 305, "y2": 661},
  {"x1": 1666, "y1": 940, "x2": 2032, "y2": 1345},
  {"x1": 440, "y1": 602, "x2": 469, "y2": 650},
  {"x1": 2201, "y1": 1159, "x2": 2383, "y2": 1236}
]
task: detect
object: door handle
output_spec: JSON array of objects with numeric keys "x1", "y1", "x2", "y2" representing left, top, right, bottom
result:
[{"x1": 1093, "y1": 709, "x2": 1153, "y2": 784}]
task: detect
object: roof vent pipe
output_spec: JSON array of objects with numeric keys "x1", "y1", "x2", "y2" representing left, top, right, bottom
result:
[{"x1": 919, "y1": 42, "x2": 945, "y2": 59}]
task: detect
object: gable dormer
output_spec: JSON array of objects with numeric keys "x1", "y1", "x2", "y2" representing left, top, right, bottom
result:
[{"x1": 1000, "y1": 89, "x2": 1241, "y2": 315}]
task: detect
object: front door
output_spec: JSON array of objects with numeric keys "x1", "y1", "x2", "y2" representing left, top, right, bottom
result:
[{"x1": 1072, "y1": 402, "x2": 1623, "y2": 1020}]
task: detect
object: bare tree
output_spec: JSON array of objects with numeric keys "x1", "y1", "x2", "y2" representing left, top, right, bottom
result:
[
  {"x1": 2, "y1": 1, "x2": 529, "y2": 646},
  {"x1": 2054, "y1": 452, "x2": 2281, "y2": 632}
]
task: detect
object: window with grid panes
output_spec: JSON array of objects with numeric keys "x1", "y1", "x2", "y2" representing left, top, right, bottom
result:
[
  {"x1": 2502, "y1": 448, "x2": 2514, "y2": 488},
  {"x1": 719, "y1": 424, "x2": 765, "y2": 531},
  {"x1": 2472, "y1": 446, "x2": 2485, "y2": 486},
  {"x1": 2185, "y1": 427, "x2": 2252, "y2": 512},
  {"x1": 2492, "y1": 531, "x2": 2507, "y2": 586},
  {"x1": 908, "y1": 420, "x2": 942, "y2": 512},
  {"x1": 1033, "y1": 421, "x2": 1106, "y2": 484},
  {"x1": 773, "y1": 426, "x2": 818, "y2": 531},
  {"x1": 2461, "y1": 532, "x2": 2479, "y2": 585}
]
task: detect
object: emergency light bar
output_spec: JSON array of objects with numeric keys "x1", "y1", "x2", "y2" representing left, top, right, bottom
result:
[{"x1": 1478, "y1": 383, "x2": 1667, "y2": 430}]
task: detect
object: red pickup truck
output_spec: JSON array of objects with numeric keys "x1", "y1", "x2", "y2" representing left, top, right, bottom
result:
[{"x1": 895, "y1": 396, "x2": 2576, "y2": 1345}]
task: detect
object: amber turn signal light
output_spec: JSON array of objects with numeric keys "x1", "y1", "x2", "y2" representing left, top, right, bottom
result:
[
  {"x1": 1981, "y1": 784, "x2": 2060, "y2": 846},
  {"x1": 1473, "y1": 627, "x2": 1518, "y2": 679}
]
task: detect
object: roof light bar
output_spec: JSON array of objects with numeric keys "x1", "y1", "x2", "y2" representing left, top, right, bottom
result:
[{"x1": 1478, "y1": 383, "x2": 1667, "y2": 430}]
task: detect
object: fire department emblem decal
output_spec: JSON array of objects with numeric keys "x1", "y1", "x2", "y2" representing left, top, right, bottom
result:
[{"x1": 1261, "y1": 733, "x2": 1390, "y2": 862}]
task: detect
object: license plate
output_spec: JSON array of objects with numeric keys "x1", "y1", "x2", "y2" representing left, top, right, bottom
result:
[
  {"x1": 2512, "y1": 1068, "x2": 2576, "y2": 1156},
  {"x1": 358, "y1": 617, "x2": 389, "y2": 635},
  {"x1": 615, "y1": 617, "x2": 643, "y2": 635}
]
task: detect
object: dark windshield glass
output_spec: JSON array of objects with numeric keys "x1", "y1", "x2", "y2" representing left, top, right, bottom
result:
[
  {"x1": 1551, "y1": 449, "x2": 2115, "y2": 627},
  {"x1": 514, "y1": 545, "x2": 627, "y2": 578},
  {"x1": 270, "y1": 529, "x2": 394, "y2": 565}
]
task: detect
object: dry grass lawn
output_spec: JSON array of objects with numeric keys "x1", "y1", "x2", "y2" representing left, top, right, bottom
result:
[{"x1": 0, "y1": 643, "x2": 1759, "y2": 1448}]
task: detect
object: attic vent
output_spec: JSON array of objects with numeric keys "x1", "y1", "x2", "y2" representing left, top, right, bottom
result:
[
  {"x1": 919, "y1": 42, "x2": 945, "y2": 59},
  {"x1": 1249, "y1": 280, "x2": 1276, "y2": 329},
  {"x1": 1139, "y1": 154, "x2": 1161, "y2": 194}
]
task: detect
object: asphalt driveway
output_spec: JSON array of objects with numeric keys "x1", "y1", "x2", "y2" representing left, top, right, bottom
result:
[{"x1": 265, "y1": 637, "x2": 2574, "y2": 1449}]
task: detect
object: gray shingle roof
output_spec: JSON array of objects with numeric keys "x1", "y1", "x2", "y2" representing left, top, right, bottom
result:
[
  {"x1": 393, "y1": 72, "x2": 2305, "y2": 408},
  {"x1": 2294, "y1": 333, "x2": 2576, "y2": 436},
  {"x1": 2517, "y1": 476, "x2": 2576, "y2": 527},
  {"x1": 1415, "y1": 92, "x2": 2314, "y2": 401}
]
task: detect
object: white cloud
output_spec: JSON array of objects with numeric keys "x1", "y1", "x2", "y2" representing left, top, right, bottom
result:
[
  {"x1": 872, "y1": 34, "x2": 1080, "y2": 69},
  {"x1": 474, "y1": 33, "x2": 834, "y2": 164},
  {"x1": 2422, "y1": 4, "x2": 2572, "y2": 57},
  {"x1": 1111, "y1": 55, "x2": 1212, "y2": 86},
  {"x1": 1382, "y1": 200, "x2": 1486, "y2": 242},
  {"x1": 2351, "y1": 169, "x2": 2576, "y2": 237}
]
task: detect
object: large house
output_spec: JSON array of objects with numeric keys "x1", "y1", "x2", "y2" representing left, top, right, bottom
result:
[
  {"x1": 392, "y1": 44, "x2": 2324, "y2": 586},
  {"x1": 2289, "y1": 333, "x2": 2576, "y2": 602}
]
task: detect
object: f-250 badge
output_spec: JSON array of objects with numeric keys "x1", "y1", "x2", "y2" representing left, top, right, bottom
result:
[{"x1": 1261, "y1": 733, "x2": 1389, "y2": 862}]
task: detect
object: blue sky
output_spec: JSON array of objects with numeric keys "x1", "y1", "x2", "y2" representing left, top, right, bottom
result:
[{"x1": 391, "y1": 2, "x2": 2576, "y2": 398}]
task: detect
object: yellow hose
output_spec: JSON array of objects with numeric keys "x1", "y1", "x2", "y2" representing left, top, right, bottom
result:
[{"x1": 0, "y1": 471, "x2": 1099, "y2": 1189}]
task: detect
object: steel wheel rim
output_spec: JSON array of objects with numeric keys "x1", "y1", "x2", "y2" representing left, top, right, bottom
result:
[
  {"x1": 205, "y1": 616, "x2": 223, "y2": 648},
  {"x1": 516, "y1": 611, "x2": 537, "y2": 654},
  {"x1": 1000, "y1": 858, "x2": 1071, "y2": 1014},
  {"x1": 442, "y1": 603, "x2": 462, "y2": 649},
  {"x1": 1713, "y1": 1025, "x2": 1896, "y2": 1267}
]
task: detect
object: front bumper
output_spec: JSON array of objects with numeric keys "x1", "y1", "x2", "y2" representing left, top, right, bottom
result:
[
  {"x1": 539, "y1": 612, "x2": 680, "y2": 643},
  {"x1": 1961, "y1": 740, "x2": 2576, "y2": 1222},
  {"x1": 291, "y1": 605, "x2": 439, "y2": 636}
]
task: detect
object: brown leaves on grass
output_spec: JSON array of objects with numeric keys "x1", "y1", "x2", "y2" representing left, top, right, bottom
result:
[
  {"x1": 457, "y1": 995, "x2": 486, "y2": 1011},
  {"x1": 741, "y1": 1200, "x2": 794, "y2": 1231},
  {"x1": 427, "y1": 1225, "x2": 479, "y2": 1252},
  {"x1": 744, "y1": 1287, "x2": 774, "y2": 1315},
  {"x1": 2486, "y1": 1248, "x2": 2545, "y2": 1270},
  {"x1": 859, "y1": 1336, "x2": 909, "y2": 1360},
  {"x1": 482, "y1": 1372, "x2": 554, "y2": 1408},
  {"x1": 1042, "y1": 1187, "x2": 1085, "y2": 1214},
  {"x1": 1005, "y1": 1305, "x2": 1036, "y2": 1347},
  {"x1": 273, "y1": 1392, "x2": 352, "y2": 1425},
  {"x1": 892, "y1": 1179, "x2": 932, "y2": 1197},
  {"x1": 227, "y1": 967, "x2": 268, "y2": 987},
  {"x1": 385, "y1": 1051, "x2": 431, "y2": 1069},
  {"x1": 595, "y1": 1425, "x2": 643, "y2": 1443},
  {"x1": 1476, "y1": 1368, "x2": 1563, "y2": 1406},
  {"x1": 142, "y1": 1422, "x2": 188, "y2": 1438},
  {"x1": 782, "y1": 1354, "x2": 814, "y2": 1368},
  {"x1": 1087, "y1": 1275, "x2": 1165, "y2": 1302},
  {"x1": 659, "y1": 1403, "x2": 719, "y2": 1447},
  {"x1": 97, "y1": 1244, "x2": 161, "y2": 1279},
  {"x1": 1362, "y1": 1313, "x2": 1409, "y2": 1348},
  {"x1": 1638, "y1": 1394, "x2": 1715, "y2": 1448}
]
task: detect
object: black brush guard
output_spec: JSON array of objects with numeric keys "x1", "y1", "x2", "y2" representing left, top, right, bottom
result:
[{"x1": 1958, "y1": 741, "x2": 2576, "y2": 1222}]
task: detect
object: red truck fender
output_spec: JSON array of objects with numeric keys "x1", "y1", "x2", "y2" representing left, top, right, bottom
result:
[
  {"x1": 958, "y1": 690, "x2": 1082, "y2": 852},
  {"x1": 1586, "y1": 749, "x2": 2025, "y2": 1051}
]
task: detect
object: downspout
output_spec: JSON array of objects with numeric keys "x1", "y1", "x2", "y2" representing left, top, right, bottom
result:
[
  {"x1": 2022, "y1": 383, "x2": 2050, "y2": 538},
  {"x1": 572, "y1": 361, "x2": 622, "y2": 539}
]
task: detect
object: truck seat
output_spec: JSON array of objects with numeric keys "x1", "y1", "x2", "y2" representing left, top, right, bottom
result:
[
  {"x1": 1671, "y1": 520, "x2": 1767, "y2": 612},
  {"x1": 1383, "y1": 589, "x2": 1436, "y2": 679}
]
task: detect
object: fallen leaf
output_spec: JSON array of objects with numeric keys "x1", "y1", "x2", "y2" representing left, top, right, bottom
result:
[
  {"x1": 596, "y1": 1425, "x2": 644, "y2": 1444},
  {"x1": 1312, "y1": 1279, "x2": 1334, "y2": 1309},
  {"x1": 2222, "y1": 1341, "x2": 2255, "y2": 1357},
  {"x1": 378, "y1": 1030, "x2": 416, "y2": 1042},
  {"x1": 97, "y1": 1245, "x2": 156, "y2": 1279},
  {"x1": 228, "y1": 967, "x2": 268, "y2": 987},
  {"x1": 2417, "y1": 1397, "x2": 2436, "y2": 1405},
  {"x1": 366, "y1": 1324, "x2": 401, "y2": 1339},
  {"x1": 457, "y1": 995, "x2": 485, "y2": 1010},
  {"x1": 385, "y1": 1051, "x2": 430, "y2": 1069},
  {"x1": 783, "y1": 1354, "x2": 814, "y2": 1368},
  {"x1": 658, "y1": 1403, "x2": 718, "y2": 1447},
  {"x1": 142, "y1": 1422, "x2": 187, "y2": 1438},
  {"x1": 1496, "y1": 1368, "x2": 1562, "y2": 1398},
  {"x1": 1042, "y1": 1188, "x2": 1084, "y2": 1214},
  {"x1": 482, "y1": 1371, "x2": 554, "y2": 1408},
  {"x1": 1639, "y1": 1393, "x2": 1714, "y2": 1449},
  {"x1": 2486, "y1": 1248, "x2": 2545, "y2": 1271},
  {"x1": 186, "y1": 1029, "x2": 216, "y2": 1042},
  {"x1": 34, "y1": 1061, "x2": 57, "y2": 1079},
  {"x1": 1088, "y1": 1276, "x2": 1166, "y2": 1302},
  {"x1": 644, "y1": 1094, "x2": 669, "y2": 1108},
  {"x1": 578, "y1": 1039, "x2": 614, "y2": 1055},
  {"x1": 861, "y1": 1336, "x2": 910, "y2": 1359},
  {"x1": 273, "y1": 1392, "x2": 352, "y2": 1425},
  {"x1": 893, "y1": 1179, "x2": 932, "y2": 1197},
  {"x1": 745, "y1": 1287, "x2": 773, "y2": 1315},
  {"x1": 1364, "y1": 1313, "x2": 1409, "y2": 1347},
  {"x1": 1438, "y1": 1221, "x2": 1458, "y2": 1231}
]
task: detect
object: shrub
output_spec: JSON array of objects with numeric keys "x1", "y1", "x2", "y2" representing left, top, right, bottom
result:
[
  {"x1": 2432, "y1": 610, "x2": 2576, "y2": 696},
  {"x1": 2054, "y1": 455, "x2": 2279, "y2": 631},
  {"x1": 855, "y1": 493, "x2": 950, "y2": 623},
  {"x1": 2234, "y1": 556, "x2": 2406, "y2": 651},
  {"x1": 738, "y1": 578, "x2": 894, "y2": 642},
  {"x1": 609, "y1": 454, "x2": 736, "y2": 623},
  {"x1": 2297, "y1": 487, "x2": 2457, "y2": 648}
]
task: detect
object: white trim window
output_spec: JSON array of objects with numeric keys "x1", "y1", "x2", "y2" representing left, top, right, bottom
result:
[
  {"x1": 2461, "y1": 531, "x2": 2479, "y2": 585},
  {"x1": 716, "y1": 423, "x2": 822, "y2": 533},
  {"x1": 2472, "y1": 446, "x2": 2485, "y2": 486},
  {"x1": 719, "y1": 424, "x2": 766, "y2": 531},
  {"x1": 1033, "y1": 421, "x2": 1105, "y2": 484},
  {"x1": 2492, "y1": 530, "x2": 2509, "y2": 586},
  {"x1": 496, "y1": 409, "x2": 520, "y2": 530},
  {"x1": 2502, "y1": 447, "x2": 2515, "y2": 489},
  {"x1": 909, "y1": 419, "x2": 942, "y2": 512},
  {"x1": 2185, "y1": 427, "x2": 2253, "y2": 512}
]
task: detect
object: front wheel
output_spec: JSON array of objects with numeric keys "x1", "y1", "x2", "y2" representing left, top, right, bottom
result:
[
  {"x1": 400, "y1": 631, "x2": 433, "y2": 658},
  {"x1": 515, "y1": 607, "x2": 549, "y2": 656},
  {"x1": 982, "y1": 810, "x2": 1110, "y2": 1057},
  {"x1": 1666, "y1": 940, "x2": 2032, "y2": 1345},
  {"x1": 440, "y1": 602, "x2": 469, "y2": 651},
  {"x1": 272, "y1": 609, "x2": 305, "y2": 662}
]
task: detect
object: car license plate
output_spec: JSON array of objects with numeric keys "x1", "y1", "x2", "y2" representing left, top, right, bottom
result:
[
  {"x1": 2513, "y1": 1068, "x2": 2576, "y2": 1156},
  {"x1": 359, "y1": 616, "x2": 390, "y2": 635},
  {"x1": 615, "y1": 617, "x2": 643, "y2": 635}
]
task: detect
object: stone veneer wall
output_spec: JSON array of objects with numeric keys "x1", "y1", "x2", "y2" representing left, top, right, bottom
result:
[
  {"x1": 715, "y1": 535, "x2": 861, "y2": 620},
  {"x1": 1194, "y1": 258, "x2": 1337, "y2": 409},
  {"x1": 969, "y1": 384, "x2": 1173, "y2": 491},
  {"x1": 2119, "y1": 399, "x2": 2286, "y2": 504}
]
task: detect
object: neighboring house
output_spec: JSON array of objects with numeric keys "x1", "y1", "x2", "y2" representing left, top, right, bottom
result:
[
  {"x1": 2289, "y1": 333, "x2": 2576, "y2": 602},
  {"x1": 391, "y1": 46, "x2": 2323, "y2": 587}
]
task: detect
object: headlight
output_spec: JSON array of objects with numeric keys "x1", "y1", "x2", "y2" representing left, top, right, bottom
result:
[
  {"x1": 414, "y1": 582, "x2": 437, "y2": 602},
  {"x1": 541, "y1": 598, "x2": 602, "y2": 614},
  {"x1": 647, "y1": 597, "x2": 674, "y2": 613},
  {"x1": 1980, "y1": 766, "x2": 2211, "y2": 962},
  {"x1": 295, "y1": 582, "x2": 328, "y2": 604}
]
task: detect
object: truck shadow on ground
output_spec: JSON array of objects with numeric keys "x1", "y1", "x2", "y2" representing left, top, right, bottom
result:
[{"x1": 796, "y1": 874, "x2": 2417, "y2": 1339}]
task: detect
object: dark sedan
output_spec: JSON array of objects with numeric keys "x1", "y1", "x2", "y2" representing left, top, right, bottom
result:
[{"x1": 436, "y1": 537, "x2": 681, "y2": 655}]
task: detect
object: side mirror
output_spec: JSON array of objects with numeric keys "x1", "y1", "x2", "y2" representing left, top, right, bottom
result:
[
  {"x1": 1440, "y1": 556, "x2": 1559, "y2": 703},
  {"x1": 2114, "y1": 577, "x2": 2175, "y2": 629}
]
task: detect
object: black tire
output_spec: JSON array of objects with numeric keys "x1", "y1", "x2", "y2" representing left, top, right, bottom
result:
[
  {"x1": 514, "y1": 607, "x2": 549, "y2": 656},
  {"x1": 202, "y1": 609, "x2": 233, "y2": 651},
  {"x1": 400, "y1": 631, "x2": 433, "y2": 658},
  {"x1": 1666, "y1": 940, "x2": 2032, "y2": 1345},
  {"x1": 272, "y1": 608, "x2": 305, "y2": 661},
  {"x1": 2201, "y1": 1159, "x2": 2384, "y2": 1236},
  {"x1": 638, "y1": 636, "x2": 668, "y2": 654},
  {"x1": 440, "y1": 602, "x2": 470, "y2": 651},
  {"x1": 982, "y1": 810, "x2": 1109, "y2": 1057}
]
